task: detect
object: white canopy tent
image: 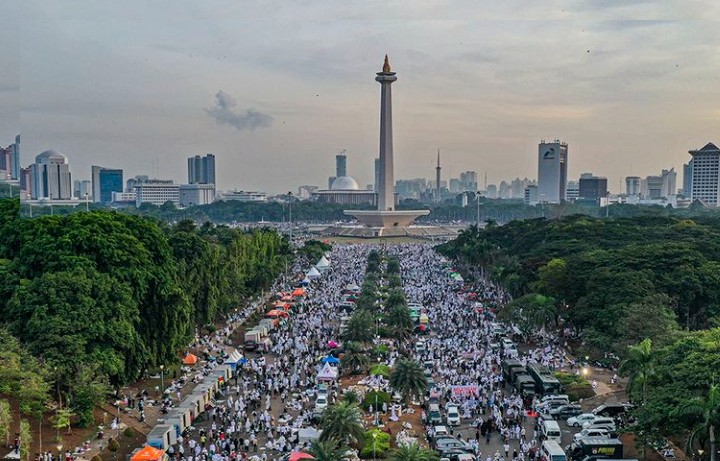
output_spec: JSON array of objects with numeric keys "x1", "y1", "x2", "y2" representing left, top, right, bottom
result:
[
  {"x1": 317, "y1": 362, "x2": 338, "y2": 381},
  {"x1": 307, "y1": 266, "x2": 321, "y2": 279}
]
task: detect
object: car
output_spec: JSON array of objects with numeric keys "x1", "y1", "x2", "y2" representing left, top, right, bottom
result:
[
  {"x1": 539, "y1": 400, "x2": 569, "y2": 413},
  {"x1": 433, "y1": 425, "x2": 450, "y2": 437},
  {"x1": 592, "y1": 404, "x2": 629, "y2": 418},
  {"x1": 415, "y1": 341, "x2": 427, "y2": 353},
  {"x1": 435, "y1": 436, "x2": 470, "y2": 454},
  {"x1": 502, "y1": 338, "x2": 517, "y2": 350},
  {"x1": 314, "y1": 395, "x2": 328, "y2": 412},
  {"x1": 550, "y1": 404, "x2": 583, "y2": 419},
  {"x1": 429, "y1": 404, "x2": 443, "y2": 424},
  {"x1": 582, "y1": 417, "x2": 616, "y2": 431},
  {"x1": 572, "y1": 428, "x2": 610, "y2": 443},
  {"x1": 446, "y1": 405, "x2": 461, "y2": 426},
  {"x1": 542, "y1": 394, "x2": 571, "y2": 404},
  {"x1": 567, "y1": 413, "x2": 598, "y2": 428}
]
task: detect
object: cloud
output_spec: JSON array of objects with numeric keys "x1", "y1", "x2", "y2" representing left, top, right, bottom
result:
[{"x1": 205, "y1": 91, "x2": 273, "y2": 132}]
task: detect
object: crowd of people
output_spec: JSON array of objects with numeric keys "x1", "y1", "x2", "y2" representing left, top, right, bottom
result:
[{"x1": 120, "y1": 242, "x2": 576, "y2": 461}]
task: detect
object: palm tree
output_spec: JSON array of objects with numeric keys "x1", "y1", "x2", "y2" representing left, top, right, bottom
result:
[
  {"x1": 386, "y1": 305, "x2": 414, "y2": 343},
  {"x1": 341, "y1": 310, "x2": 374, "y2": 344},
  {"x1": 673, "y1": 384, "x2": 720, "y2": 461},
  {"x1": 619, "y1": 338, "x2": 654, "y2": 405},
  {"x1": 390, "y1": 358, "x2": 428, "y2": 405},
  {"x1": 341, "y1": 342, "x2": 370, "y2": 376},
  {"x1": 310, "y1": 438, "x2": 348, "y2": 461},
  {"x1": 342, "y1": 390, "x2": 360, "y2": 405},
  {"x1": 319, "y1": 402, "x2": 366, "y2": 446},
  {"x1": 387, "y1": 443, "x2": 439, "y2": 461}
]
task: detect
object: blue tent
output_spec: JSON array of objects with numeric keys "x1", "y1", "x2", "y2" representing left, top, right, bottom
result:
[{"x1": 321, "y1": 355, "x2": 340, "y2": 364}]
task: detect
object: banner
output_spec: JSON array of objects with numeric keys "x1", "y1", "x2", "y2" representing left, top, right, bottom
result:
[{"x1": 451, "y1": 385, "x2": 479, "y2": 397}]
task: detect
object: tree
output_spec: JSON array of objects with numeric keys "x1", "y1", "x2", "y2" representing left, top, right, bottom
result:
[
  {"x1": 389, "y1": 358, "x2": 428, "y2": 405},
  {"x1": 619, "y1": 338, "x2": 655, "y2": 405},
  {"x1": 341, "y1": 310, "x2": 375, "y2": 344},
  {"x1": 673, "y1": 384, "x2": 720, "y2": 461},
  {"x1": 19, "y1": 419, "x2": 31, "y2": 461},
  {"x1": 385, "y1": 305, "x2": 414, "y2": 343},
  {"x1": 341, "y1": 342, "x2": 370, "y2": 376},
  {"x1": 53, "y1": 408, "x2": 74, "y2": 436},
  {"x1": 309, "y1": 438, "x2": 348, "y2": 461},
  {"x1": 387, "y1": 443, "x2": 439, "y2": 461},
  {"x1": 319, "y1": 402, "x2": 365, "y2": 446},
  {"x1": 0, "y1": 400, "x2": 10, "y2": 446},
  {"x1": 342, "y1": 390, "x2": 360, "y2": 406},
  {"x1": 499, "y1": 293, "x2": 557, "y2": 336}
]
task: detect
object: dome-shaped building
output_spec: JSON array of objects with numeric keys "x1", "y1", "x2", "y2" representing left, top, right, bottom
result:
[{"x1": 330, "y1": 176, "x2": 360, "y2": 191}]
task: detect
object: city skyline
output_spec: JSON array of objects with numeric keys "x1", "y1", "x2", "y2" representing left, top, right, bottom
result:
[{"x1": 2, "y1": 2, "x2": 720, "y2": 194}]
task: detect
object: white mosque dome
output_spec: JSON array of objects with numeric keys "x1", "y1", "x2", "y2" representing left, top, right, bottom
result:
[{"x1": 331, "y1": 176, "x2": 360, "y2": 190}]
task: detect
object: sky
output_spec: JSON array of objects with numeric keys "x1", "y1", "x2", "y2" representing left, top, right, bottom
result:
[{"x1": 2, "y1": 1, "x2": 720, "y2": 194}]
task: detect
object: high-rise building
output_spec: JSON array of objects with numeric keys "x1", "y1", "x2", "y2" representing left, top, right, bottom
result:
[
  {"x1": 336, "y1": 153, "x2": 347, "y2": 178},
  {"x1": 0, "y1": 146, "x2": 11, "y2": 179},
  {"x1": 73, "y1": 179, "x2": 92, "y2": 199},
  {"x1": 683, "y1": 160, "x2": 693, "y2": 197},
  {"x1": 661, "y1": 168, "x2": 677, "y2": 198},
  {"x1": 689, "y1": 142, "x2": 720, "y2": 206},
  {"x1": 578, "y1": 174, "x2": 608, "y2": 201},
  {"x1": 187, "y1": 154, "x2": 216, "y2": 185},
  {"x1": 537, "y1": 140, "x2": 568, "y2": 203},
  {"x1": 459, "y1": 171, "x2": 478, "y2": 192},
  {"x1": 91, "y1": 165, "x2": 123, "y2": 203},
  {"x1": 31, "y1": 149, "x2": 72, "y2": 200},
  {"x1": 126, "y1": 175, "x2": 149, "y2": 192},
  {"x1": 642, "y1": 175, "x2": 663, "y2": 199},
  {"x1": 179, "y1": 184, "x2": 215, "y2": 207},
  {"x1": 626, "y1": 176, "x2": 641, "y2": 196},
  {"x1": 566, "y1": 181, "x2": 579, "y2": 201},
  {"x1": 134, "y1": 180, "x2": 180, "y2": 207},
  {"x1": 13, "y1": 135, "x2": 20, "y2": 180},
  {"x1": 524, "y1": 184, "x2": 539, "y2": 205},
  {"x1": 435, "y1": 149, "x2": 442, "y2": 202}
]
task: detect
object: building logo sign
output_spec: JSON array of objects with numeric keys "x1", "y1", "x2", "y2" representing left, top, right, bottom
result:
[{"x1": 543, "y1": 147, "x2": 556, "y2": 160}]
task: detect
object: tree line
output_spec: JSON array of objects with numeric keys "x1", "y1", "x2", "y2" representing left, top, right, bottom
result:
[{"x1": 0, "y1": 198, "x2": 291, "y2": 430}]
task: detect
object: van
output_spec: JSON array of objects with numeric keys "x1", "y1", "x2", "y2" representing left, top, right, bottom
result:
[
  {"x1": 429, "y1": 404, "x2": 442, "y2": 424},
  {"x1": 542, "y1": 394, "x2": 570, "y2": 404},
  {"x1": 541, "y1": 440, "x2": 567, "y2": 461},
  {"x1": 541, "y1": 420, "x2": 562, "y2": 443}
]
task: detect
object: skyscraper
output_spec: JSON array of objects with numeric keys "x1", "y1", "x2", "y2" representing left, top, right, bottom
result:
[
  {"x1": 537, "y1": 140, "x2": 568, "y2": 203},
  {"x1": 12, "y1": 135, "x2": 20, "y2": 180},
  {"x1": 336, "y1": 153, "x2": 347, "y2": 178},
  {"x1": 188, "y1": 154, "x2": 216, "y2": 185},
  {"x1": 626, "y1": 176, "x2": 641, "y2": 196},
  {"x1": 689, "y1": 142, "x2": 720, "y2": 206},
  {"x1": 578, "y1": 174, "x2": 608, "y2": 201},
  {"x1": 31, "y1": 149, "x2": 72, "y2": 200},
  {"x1": 683, "y1": 160, "x2": 693, "y2": 197},
  {"x1": 661, "y1": 168, "x2": 677, "y2": 198},
  {"x1": 92, "y1": 166, "x2": 124, "y2": 203},
  {"x1": 435, "y1": 149, "x2": 442, "y2": 201}
]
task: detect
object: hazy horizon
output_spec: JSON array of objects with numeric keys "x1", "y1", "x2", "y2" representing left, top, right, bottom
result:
[{"x1": 2, "y1": 1, "x2": 719, "y2": 194}]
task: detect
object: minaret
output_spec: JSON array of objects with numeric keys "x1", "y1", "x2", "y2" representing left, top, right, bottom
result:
[
  {"x1": 436, "y1": 149, "x2": 441, "y2": 202},
  {"x1": 376, "y1": 55, "x2": 397, "y2": 211}
]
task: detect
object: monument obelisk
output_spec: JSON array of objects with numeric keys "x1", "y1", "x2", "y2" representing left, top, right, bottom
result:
[
  {"x1": 345, "y1": 56, "x2": 429, "y2": 234},
  {"x1": 376, "y1": 55, "x2": 396, "y2": 212}
]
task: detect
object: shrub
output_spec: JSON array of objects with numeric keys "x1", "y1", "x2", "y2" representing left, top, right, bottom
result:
[
  {"x1": 362, "y1": 391, "x2": 391, "y2": 411},
  {"x1": 360, "y1": 429, "x2": 391, "y2": 458},
  {"x1": 123, "y1": 427, "x2": 135, "y2": 438},
  {"x1": 370, "y1": 364, "x2": 391, "y2": 378},
  {"x1": 566, "y1": 383, "x2": 594, "y2": 401},
  {"x1": 108, "y1": 438, "x2": 120, "y2": 453},
  {"x1": 554, "y1": 371, "x2": 589, "y2": 387}
]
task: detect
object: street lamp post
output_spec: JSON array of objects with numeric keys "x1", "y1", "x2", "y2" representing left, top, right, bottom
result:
[
  {"x1": 287, "y1": 192, "x2": 293, "y2": 244},
  {"x1": 372, "y1": 432, "x2": 377, "y2": 461},
  {"x1": 57, "y1": 444, "x2": 63, "y2": 461},
  {"x1": 159, "y1": 365, "x2": 165, "y2": 397}
]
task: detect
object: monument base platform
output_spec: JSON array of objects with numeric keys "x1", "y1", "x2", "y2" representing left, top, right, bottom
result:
[
  {"x1": 320, "y1": 225, "x2": 460, "y2": 238},
  {"x1": 343, "y1": 209, "x2": 430, "y2": 228}
]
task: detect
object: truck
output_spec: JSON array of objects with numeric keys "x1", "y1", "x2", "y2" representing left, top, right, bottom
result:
[
  {"x1": 567, "y1": 437, "x2": 623, "y2": 461},
  {"x1": 502, "y1": 359, "x2": 525, "y2": 382},
  {"x1": 526, "y1": 363, "x2": 563, "y2": 395},
  {"x1": 244, "y1": 330, "x2": 261, "y2": 351},
  {"x1": 259, "y1": 318, "x2": 276, "y2": 331},
  {"x1": 514, "y1": 373, "x2": 537, "y2": 397}
]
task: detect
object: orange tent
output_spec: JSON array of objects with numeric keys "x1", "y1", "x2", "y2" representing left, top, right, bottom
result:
[
  {"x1": 132, "y1": 446, "x2": 166, "y2": 461},
  {"x1": 281, "y1": 295, "x2": 293, "y2": 302},
  {"x1": 292, "y1": 288, "x2": 305, "y2": 297},
  {"x1": 266, "y1": 309, "x2": 289, "y2": 318},
  {"x1": 182, "y1": 353, "x2": 198, "y2": 365}
]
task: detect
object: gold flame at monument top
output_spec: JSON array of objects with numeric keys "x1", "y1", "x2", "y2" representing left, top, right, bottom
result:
[{"x1": 382, "y1": 55, "x2": 391, "y2": 73}]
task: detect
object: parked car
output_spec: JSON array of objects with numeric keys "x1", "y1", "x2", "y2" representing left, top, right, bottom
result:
[
  {"x1": 550, "y1": 404, "x2": 583, "y2": 419},
  {"x1": 446, "y1": 405, "x2": 461, "y2": 426},
  {"x1": 567, "y1": 413, "x2": 598, "y2": 428},
  {"x1": 572, "y1": 428, "x2": 610, "y2": 443},
  {"x1": 314, "y1": 395, "x2": 328, "y2": 412},
  {"x1": 582, "y1": 417, "x2": 616, "y2": 431}
]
